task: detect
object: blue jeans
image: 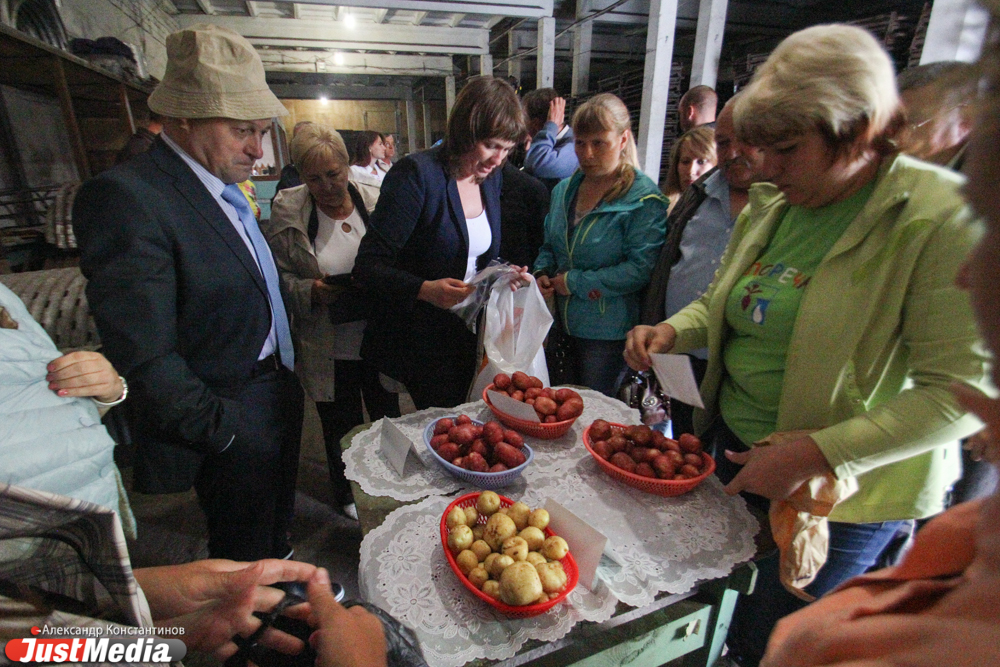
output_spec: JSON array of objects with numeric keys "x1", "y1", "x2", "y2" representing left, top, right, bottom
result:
[
  {"x1": 705, "y1": 418, "x2": 911, "y2": 666},
  {"x1": 566, "y1": 336, "x2": 626, "y2": 397}
]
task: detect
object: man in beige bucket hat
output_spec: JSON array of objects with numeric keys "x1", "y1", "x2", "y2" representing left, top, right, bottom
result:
[{"x1": 75, "y1": 24, "x2": 304, "y2": 563}]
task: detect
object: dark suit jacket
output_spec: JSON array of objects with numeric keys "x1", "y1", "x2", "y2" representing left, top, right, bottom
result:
[
  {"x1": 75, "y1": 138, "x2": 275, "y2": 493},
  {"x1": 353, "y1": 146, "x2": 502, "y2": 380},
  {"x1": 499, "y1": 162, "x2": 549, "y2": 269}
]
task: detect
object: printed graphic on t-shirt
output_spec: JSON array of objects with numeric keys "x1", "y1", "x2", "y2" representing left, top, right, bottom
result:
[{"x1": 735, "y1": 262, "x2": 811, "y2": 326}]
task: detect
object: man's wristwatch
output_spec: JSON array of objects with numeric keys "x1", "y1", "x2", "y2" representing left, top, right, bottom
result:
[{"x1": 93, "y1": 376, "x2": 128, "y2": 407}]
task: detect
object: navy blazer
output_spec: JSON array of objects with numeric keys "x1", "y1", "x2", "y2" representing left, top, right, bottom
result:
[
  {"x1": 354, "y1": 146, "x2": 502, "y2": 375},
  {"x1": 75, "y1": 138, "x2": 275, "y2": 493}
]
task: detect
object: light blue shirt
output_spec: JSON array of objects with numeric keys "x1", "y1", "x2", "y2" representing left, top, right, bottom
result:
[
  {"x1": 0, "y1": 284, "x2": 132, "y2": 529},
  {"x1": 160, "y1": 131, "x2": 277, "y2": 361},
  {"x1": 664, "y1": 170, "x2": 735, "y2": 360}
]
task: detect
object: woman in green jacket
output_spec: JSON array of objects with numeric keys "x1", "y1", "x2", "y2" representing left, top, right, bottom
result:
[
  {"x1": 534, "y1": 93, "x2": 667, "y2": 396},
  {"x1": 624, "y1": 25, "x2": 989, "y2": 666}
]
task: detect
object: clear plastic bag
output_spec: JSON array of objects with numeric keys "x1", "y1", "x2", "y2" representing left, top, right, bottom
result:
[{"x1": 450, "y1": 260, "x2": 519, "y2": 333}]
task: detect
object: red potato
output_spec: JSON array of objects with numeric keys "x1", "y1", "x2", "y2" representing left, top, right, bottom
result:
[
  {"x1": 511, "y1": 371, "x2": 532, "y2": 391},
  {"x1": 489, "y1": 463, "x2": 509, "y2": 473},
  {"x1": 635, "y1": 462, "x2": 657, "y2": 478},
  {"x1": 526, "y1": 398, "x2": 536, "y2": 406},
  {"x1": 525, "y1": 387, "x2": 543, "y2": 400},
  {"x1": 626, "y1": 425, "x2": 653, "y2": 446},
  {"x1": 680, "y1": 464, "x2": 702, "y2": 478},
  {"x1": 609, "y1": 452, "x2": 637, "y2": 474},
  {"x1": 650, "y1": 431, "x2": 668, "y2": 450},
  {"x1": 556, "y1": 397, "x2": 585, "y2": 421},
  {"x1": 540, "y1": 387, "x2": 556, "y2": 400},
  {"x1": 495, "y1": 442, "x2": 527, "y2": 468},
  {"x1": 494, "y1": 373, "x2": 512, "y2": 390},
  {"x1": 683, "y1": 453, "x2": 703, "y2": 467},
  {"x1": 449, "y1": 424, "x2": 476, "y2": 446},
  {"x1": 510, "y1": 390, "x2": 524, "y2": 402},
  {"x1": 434, "y1": 418, "x2": 455, "y2": 436},
  {"x1": 607, "y1": 435, "x2": 628, "y2": 454},
  {"x1": 528, "y1": 376, "x2": 544, "y2": 389},
  {"x1": 590, "y1": 419, "x2": 613, "y2": 441},
  {"x1": 678, "y1": 433, "x2": 703, "y2": 454},
  {"x1": 504, "y1": 430, "x2": 524, "y2": 449},
  {"x1": 471, "y1": 425, "x2": 483, "y2": 440},
  {"x1": 663, "y1": 439, "x2": 681, "y2": 453},
  {"x1": 452, "y1": 456, "x2": 466, "y2": 469},
  {"x1": 483, "y1": 421, "x2": 504, "y2": 445},
  {"x1": 545, "y1": 415, "x2": 558, "y2": 423},
  {"x1": 591, "y1": 440, "x2": 612, "y2": 459},
  {"x1": 652, "y1": 454, "x2": 675, "y2": 477},
  {"x1": 534, "y1": 397, "x2": 558, "y2": 416},
  {"x1": 466, "y1": 452, "x2": 489, "y2": 472},
  {"x1": 456, "y1": 415, "x2": 473, "y2": 426},
  {"x1": 666, "y1": 450, "x2": 685, "y2": 466},
  {"x1": 555, "y1": 388, "x2": 581, "y2": 403},
  {"x1": 470, "y1": 440, "x2": 488, "y2": 458},
  {"x1": 437, "y1": 442, "x2": 461, "y2": 462},
  {"x1": 430, "y1": 434, "x2": 449, "y2": 450}
]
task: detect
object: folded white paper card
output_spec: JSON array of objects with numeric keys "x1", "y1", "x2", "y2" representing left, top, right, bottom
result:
[
  {"x1": 487, "y1": 390, "x2": 541, "y2": 423},
  {"x1": 380, "y1": 419, "x2": 419, "y2": 477},
  {"x1": 543, "y1": 498, "x2": 609, "y2": 591},
  {"x1": 649, "y1": 353, "x2": 705, "y2": 409}
]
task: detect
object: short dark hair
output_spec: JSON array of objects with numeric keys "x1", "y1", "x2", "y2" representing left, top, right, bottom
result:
[
  {"x1": 352, "y1": 130, "x2": 381, "y2": 166},
  {"x1": 522, "y1": 87, "x2": 559, "y2": 124},
  {"x1": 442, "y1": 77, "x2": 525, "y2": 168},
  {"x1": 679, "y1": 85, "x2": 718, "y2": 112}
]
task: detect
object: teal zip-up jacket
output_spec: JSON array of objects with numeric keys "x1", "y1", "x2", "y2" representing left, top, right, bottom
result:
[{"x1": 533, "y1": 168, "x2": 668, "y2": 340}]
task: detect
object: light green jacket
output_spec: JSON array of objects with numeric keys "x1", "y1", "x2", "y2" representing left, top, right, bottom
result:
[{"x1": 666, "y1": 154, "x2": 988, "y2": 523}]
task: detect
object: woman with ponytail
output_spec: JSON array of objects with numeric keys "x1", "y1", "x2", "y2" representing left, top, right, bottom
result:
[{"x1": 534, "y1": 93, "x2": 668, "y2": 395}]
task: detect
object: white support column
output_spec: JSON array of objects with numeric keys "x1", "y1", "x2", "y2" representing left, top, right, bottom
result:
[
  {"x1": 405, "y1": 99, "x2": 418, "y2": 154},
  {"x1": 537, "y1": 16, "x2": 555, "y2": 88},
  {"x1": 571, "y1": 0, "x2": 592, "y2": 96},
  {"x1": 445, "y1": 75, "x2": 456, "y2": 116},
  {"x1": 507, "y1": 32, "x2": 522, "y2": 82},
  {"x1": 480, "y1": 53, "x2": 494, "y2": 76},
  {"x1": 690, "y1": 0, "x2": 728, "y2": 89},
  {"x1": 637, "y1": 0, "x2": 678, "y2": 179},
  {"x1": 920, "y1": 0, "x2": 989, "y2": 64},
  {"x1": 422, "y1": 96, "x2": 433, "y2": 149}
]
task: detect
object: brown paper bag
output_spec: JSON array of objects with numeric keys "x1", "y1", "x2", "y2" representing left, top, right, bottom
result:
[{"x1": 755, "y1": 430, "x2": 858, "y2": 601}]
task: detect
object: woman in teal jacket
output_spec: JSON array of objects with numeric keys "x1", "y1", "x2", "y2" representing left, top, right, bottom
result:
[{"x1": 534, "y1": 93, "x2": 667, "y2": 395}]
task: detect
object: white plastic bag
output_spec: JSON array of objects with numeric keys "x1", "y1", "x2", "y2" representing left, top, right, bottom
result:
[{"x1": 469, "y1": 273, "x2": 553, "y2": 400}]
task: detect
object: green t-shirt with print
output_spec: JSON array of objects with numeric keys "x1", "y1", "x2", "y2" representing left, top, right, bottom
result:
[{"x1": 719, "y1": 180, "x2": 876, "y2": 446}]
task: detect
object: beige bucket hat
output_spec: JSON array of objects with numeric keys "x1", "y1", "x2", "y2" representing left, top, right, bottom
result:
[{"x1": 148, "y1": 23, "x2": 287, "y2": 120}]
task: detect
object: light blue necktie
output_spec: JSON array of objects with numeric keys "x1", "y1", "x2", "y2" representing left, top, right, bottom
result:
[{"x1": 221, "y1": 184, "x2": 295, "y2": 371}]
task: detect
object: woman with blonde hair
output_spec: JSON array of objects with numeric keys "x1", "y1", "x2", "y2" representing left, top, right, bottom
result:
[
  {"x1": 534, "y1": 93, "x2": 667, "y2": 395},
  {"x1": 625, "y1": 24, "x2": 987, "y2": 665},
  {"x1": 663, "y1": 126, "x2": 717, "y2": 213},
  {"x1": 263, "y1": 123, "x2": 399, "y2": 520}
]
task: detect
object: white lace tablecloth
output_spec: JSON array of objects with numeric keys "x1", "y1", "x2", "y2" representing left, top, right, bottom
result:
[
  {"x1": 352, "y1": 390, "x2": 760, "y2": 665},
  {"x1": 344, "y1": 389, "x2": 639, "y2": 501},
  {"x1": 359, "y1": 496, "x2": 620, "y2": 667}
]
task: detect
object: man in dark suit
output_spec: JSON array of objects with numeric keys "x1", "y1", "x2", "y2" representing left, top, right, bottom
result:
[{"x1": 75, "y1": 24, "x2": 303, "y2": 561}]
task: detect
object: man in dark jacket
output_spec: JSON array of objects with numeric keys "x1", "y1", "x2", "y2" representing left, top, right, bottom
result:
[{"x1": 639, "y1": 98, "x2": 763, "y2": 437}]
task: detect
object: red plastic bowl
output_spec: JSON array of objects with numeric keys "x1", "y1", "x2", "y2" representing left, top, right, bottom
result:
[
  {"x1": 582, "y1": 422, "x2": 715, "y2": 497},
  {"x1": 482, "y1": 384, "x2": 579, "y2": 440},
  {"x1": 440, "y1": 492, "x2": 579, "y2": 618}
]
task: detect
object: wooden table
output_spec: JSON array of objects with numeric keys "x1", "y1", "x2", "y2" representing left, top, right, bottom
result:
[{"x1": 344, "y1": 424, "x2": 770, "y2": 667}]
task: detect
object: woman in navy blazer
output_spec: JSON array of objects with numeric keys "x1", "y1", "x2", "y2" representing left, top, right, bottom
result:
[{"x1": 354, "y1": 77, "x2": 526, "y2": 409}]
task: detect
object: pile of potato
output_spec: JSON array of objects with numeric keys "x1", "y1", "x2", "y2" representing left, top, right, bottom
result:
[
  {"x1": 588, "y1": 420, "x2": 707, "y2": 480},
  {"x1": 445, "y1": 491, "x2": 571, "y2": 607},
  {"x1": 491, "y1": 372, "x2": 585, "y2": 423},
  {"x1": 429, "y1": 415, "x2": 528, "y2": 472}
]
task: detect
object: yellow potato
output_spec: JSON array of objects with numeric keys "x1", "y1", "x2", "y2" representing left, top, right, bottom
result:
[
  {"x1": 528, "y1": 508, "x2": 550, "y2": 530},
  {"x1": 502, "y1": 536, "x2": 529, "y2": 562},
  {"x1": 484, "y1": 512, "x2": 517, "y2": 551},
  {"x1": 507, "y1": 502, "x2": 531, "y2": 531},
  {"x1": 488, "y1": 554, "x2": 515, "y2": 579},
  {"x1": 467, "y1": 566, "x2": 489, "y2": 589},
  {"x1": 519, "y1": 526, "x2": 545, "y2": 552},
  {"x1": 535, "y1": 561, "x2": 568, "y2": 594},
  {"x1": 472, "y1": 525, "x2": 485, "y2": 541},
  {"x1": 456, "y1": 550, "x2": 479, "y2": 575},
  {"x1": 470, "y1": 539, "x2": 492, "y2": 561},
  {"x1": 463, "y1": 506, "x2": 479, "y2": 526},
  {"x1": 446, "y1": 506, "x2": 468, "y2": 530},
  {"x1": 499, "y1": 562, "x2": 544, "y2": 606},
  {"x1": 525, "y1": 551, "x2": 546, "y2": 566},
  {"x1": 476, "y1": 491, "x2": 501, "y2": 516},
  {"x1": 542, "y1": 535, "x2": 569, "y2": 560},
  {"x1": 448, "y1": 525, "x2": 474, "y2": 554},
  {"x1": 482, "y1": 580, "x2": 501, "y2": 599},
  {"x1": 483, "y1": 553, "x2": 501, "y2": 575}
]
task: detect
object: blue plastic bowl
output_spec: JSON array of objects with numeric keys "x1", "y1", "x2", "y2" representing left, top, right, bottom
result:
[{"x1": 422, "y1": 416, "x2": 534, "y2": 489}]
